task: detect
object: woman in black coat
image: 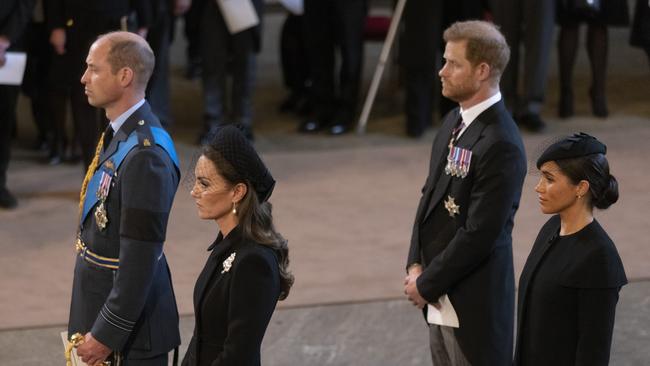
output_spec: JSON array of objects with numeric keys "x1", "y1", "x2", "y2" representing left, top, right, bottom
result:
[
  {"x1": 183, "y1": 126, "x2": 294, "y2": 366},
  {"x1": 556, "y1": 0, "x2": 629, "y2": 118},
  {"x1": 514, "y1": 133, "x2": 627, "y2": 366}
]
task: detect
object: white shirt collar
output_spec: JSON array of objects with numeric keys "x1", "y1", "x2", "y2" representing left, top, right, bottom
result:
[
  {"x1": 109, "y1": 99, "x2": 145, "y2": 133},
  {"x1": 457, "y1": 92, "x2": 501, "y2": 138}
]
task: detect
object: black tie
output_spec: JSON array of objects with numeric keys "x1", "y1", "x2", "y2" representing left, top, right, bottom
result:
[
  {"x1": 449, "y1": 115, "x2": 465, "y2": 147},
  {"x1": 103, "y1": 126, "x2": 114, "y2": 149}
]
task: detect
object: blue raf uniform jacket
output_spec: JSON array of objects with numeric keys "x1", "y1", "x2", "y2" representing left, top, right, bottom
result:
[{"x1": 68, "y1": 101, "x2": 181, "y2": 359}]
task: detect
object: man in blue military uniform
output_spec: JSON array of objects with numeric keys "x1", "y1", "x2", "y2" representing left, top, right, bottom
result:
[{"x1": 68, "y1": 31, "x2": 180, "y2": 365}]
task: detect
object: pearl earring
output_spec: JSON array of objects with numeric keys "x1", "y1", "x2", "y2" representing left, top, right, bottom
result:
[{"x1": 232, "y1": 202, "x2": 237, "y2": 215}]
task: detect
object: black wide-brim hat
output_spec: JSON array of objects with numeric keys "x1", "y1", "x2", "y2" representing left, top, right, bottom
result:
[
  {"x1": 207, "y1": 126, "x2": 275, "y2": 202},
  {"x1": 536, "y1": 132, "x2": 607, "y2": 169}
]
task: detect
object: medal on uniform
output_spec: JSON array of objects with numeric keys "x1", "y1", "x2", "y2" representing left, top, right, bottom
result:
[
  {"x1": 444, "y1": 195, "x2": 460, "y2": 217},
  {"x1": 95, "y1": 202, "x2": 108, "y2": 230},
  {"x1": 445, "y1": 146, "x2": 472, "y2": 178},
  {"x1": 94, "y1": 163, "x2": 114, "y2": 231}
]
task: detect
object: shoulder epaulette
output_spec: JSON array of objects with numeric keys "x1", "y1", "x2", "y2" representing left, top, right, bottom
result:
[{"x1": 135, "y1": 120, "x2": 154, "y2": 147}]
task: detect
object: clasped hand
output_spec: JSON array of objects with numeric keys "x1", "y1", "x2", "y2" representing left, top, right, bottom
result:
[{"x1": 76, "y1": 333, "x2": 111, "y2": 366}]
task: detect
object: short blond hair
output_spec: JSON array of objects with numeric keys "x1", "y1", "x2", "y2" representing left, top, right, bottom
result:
[
  {"x1": 443, "y1": 20, "x2": 510, "y2": 83},
  {"x1": 97, "y1": 32, "x2": 155, "y2": 91}
]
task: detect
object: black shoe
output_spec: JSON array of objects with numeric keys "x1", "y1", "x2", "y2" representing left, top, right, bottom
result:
[
  {"x1": 279, "y1": 93, "x2": 300, "y2": 113},
  {"x1": 328, "y1": 122, "x2": 351, "y2": 136},
  {"x1": 299, "y1": 119, "x2": 324, "y2": 133},
  {"x1": 558, "y1": 91, "x2": 574, "y2": 119},
  {"x1": 185, "y1": 60, "x2": 202, "y2": 80},
  {"x1": 0, "y1": 188, "x2": 17, "y2": 209},
  {"x1": 517, "y1": 113, "x2": 547, "y2": 133},
  {"x1": 33, "y1": 136, "x2": 50, "y2": 152},
  {"x1": 47, "y1": 154, "x2": 63, "y2": 166},
  {"x1": 589, "y1": 88, "x2": 609, "y2": 118}
]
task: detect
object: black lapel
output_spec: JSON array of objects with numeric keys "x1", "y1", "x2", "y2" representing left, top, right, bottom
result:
[
  {"x1": 421, "y1": 100, "x2": 507, "y2": 221},
  {"x1": 195, "y1": 228, "x2": 242, "y2": 311},
  {"x1": 98, "y1": 102, "x2": 157, "y2": 165},
  {"x1": 416, "y1": 110, "x2": 459, "y2": 223}
]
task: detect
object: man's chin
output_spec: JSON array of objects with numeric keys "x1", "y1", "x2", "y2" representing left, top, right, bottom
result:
[{"x1": 86, "y1": 98, "x2": 99, "y2": 108}]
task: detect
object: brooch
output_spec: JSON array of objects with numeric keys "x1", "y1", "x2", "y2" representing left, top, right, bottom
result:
[
  {"x1": 222, "y1": 252, "x2": 236, "y2": 273},
  {"x1": 444, "y1": 195, "x2": 460, "y2": 217}
]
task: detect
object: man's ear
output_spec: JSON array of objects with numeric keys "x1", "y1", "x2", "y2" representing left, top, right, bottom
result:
[
  {"x1": 119, "y1": 67, "x2": 135, "y2": 87},
  {"x1": 476, "y1": 62, "x2": 491, "y2": 82}
]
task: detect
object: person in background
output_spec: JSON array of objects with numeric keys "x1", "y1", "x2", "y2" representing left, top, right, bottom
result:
[
  {"x1": 278, "y1": 12, "x2": 311, "y2": 117},
  {"x1": 404, "y1": 21, "x2": 526, "y2": 365},
  {"x1": 21, "y1": 0, "x2": 52, "y2": 154},
  {"x1": 141, "y1": 0, "x2": 191, "y2": 128},
  {"x1": 489, "y1": 0, "x2": 556, "y2": 132},
  {"x1": 195, "y1": 0, "x2": 263, "y2": 142},
  {"x1": 184, "y1": 126, "x2": 293, "y2": 365},
  {"x1": 400, "y1": 0, "x2": 485, "y2": 138},
  {"x1": 556, "y1": 0, "x2": 629, "y2": 119},
  {"x1": 48, "y1": 0, "x2": 149, "y2": 167},
  {"x1": 630, "y1": 0, "x2": 650, "y2": 69},
  {"x1": 514, "y1": 132, "x2": 627, "y2": 365},
  {"x1": 0, "y1": 0, "x2": 35, "y2": 209},
  {"x1": 299, "y1": 0, "x2": 367, "y2": 135}
]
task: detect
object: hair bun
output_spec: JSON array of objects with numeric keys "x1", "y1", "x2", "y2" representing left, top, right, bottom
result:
[{"x1": 593, "y1": 174, "x2": 619, "y2": 209}]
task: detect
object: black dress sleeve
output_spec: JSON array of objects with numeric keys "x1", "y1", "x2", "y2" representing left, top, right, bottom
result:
[{"x1": 575, "y1": 287, "x2": 620, "y2": 365}]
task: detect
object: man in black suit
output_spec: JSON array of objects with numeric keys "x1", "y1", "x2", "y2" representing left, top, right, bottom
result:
[
  {"x1": 299, "y1": 0, "x2": 367, "y2": 135},
  {"x1": 68, "y1": 31, "x2": 180, "y2": 365},
  {"x1": 141, "y1": 0, "x2": 190, "y2": 128},
  {"x1": 48, "y1": 0, "x2": 148, "y2": 167},
  {"x1": 400, "y1": 0, "x2": 486, "y2": 138},
  {"x1": 404, "y1": 21, "x2": 526, "y2": 365},
  {"x1": 489, "y1": 0, "x2": 555, "y2": 132},
  {"x1": 0, "y1": 0, "x2": 35, "y2": 209}
]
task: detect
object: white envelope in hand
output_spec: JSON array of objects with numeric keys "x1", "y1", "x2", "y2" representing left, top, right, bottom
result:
[
  {"x1": 0, "y1": 52, "x2": 27, "y2": 86},
  {"x1": 278, "y1": 0, "x2": 304, "y2": 15},
  {"x1": 215, "y1": 0, "x2": 260, "y2": 34},
  {"x1": 426, "y1": 294, "x2": 460, "y2": 328}
]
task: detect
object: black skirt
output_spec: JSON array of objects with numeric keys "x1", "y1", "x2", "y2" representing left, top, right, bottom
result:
[
  {"x1": 630, "y1": 0, "x2": 650, "y2": 48},
  {"x1": 556, "y1": 0, "x2": 630, "y2": 27}
]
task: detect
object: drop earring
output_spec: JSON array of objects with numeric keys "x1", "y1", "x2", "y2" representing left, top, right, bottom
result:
[{"x1": 232, "y1": 202, "x2": 237, "y2": 215}]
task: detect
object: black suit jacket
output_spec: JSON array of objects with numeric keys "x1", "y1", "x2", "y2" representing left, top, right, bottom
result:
[
  {"x1": 0, "y1": 0, "x2": 34, "y2": 44},
  {"x1": 407, "y1": 99, "x2": 526, "y2": 366},
  {"x1": 514, "y1": 216, "x2": 627, "y2": 365},
  {"x1": 68, "y1": 101, "x2": 181, "y2": 359},
  {"x1": 182, "y1": 227, "x2": 281, "y2": 366}
]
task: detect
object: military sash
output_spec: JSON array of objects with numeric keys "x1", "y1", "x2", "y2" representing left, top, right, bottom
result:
[{"x1": 80, "y1": 127, "x2": 179, "y2": 227}]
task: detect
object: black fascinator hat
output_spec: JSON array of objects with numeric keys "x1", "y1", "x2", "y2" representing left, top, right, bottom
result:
[
  {"x1": 536, "y1": 132, "x2": 607, "y2": 169},
  {"x1": 206, "y1": 126, "x2": 276, "y2": 202}
]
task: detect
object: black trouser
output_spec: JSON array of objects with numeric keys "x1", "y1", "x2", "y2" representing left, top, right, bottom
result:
[
  {"x1": 0, "y1": 85, "x2": 19, "y2": 189},
  {"x1": 200, "y1": 0, "x2": 257, "y2": 129},
  {"x1": 146, "y1": 9, "x2": 173, "y2": 127},
  {"x1": 22, "y1": 21, "x2": 53, "y2": 143},
  {"x1": 280, "y1": 14, "x2": 309, "y2": 95},
  {"x1": 303, "y1": 0, "x2": 367, "y2": 124}
]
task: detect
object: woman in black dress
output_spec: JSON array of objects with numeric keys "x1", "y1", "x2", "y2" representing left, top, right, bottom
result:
[
  {"x1": 183, "y1": 126, "x2": 294, "y2": 366},
  {"x1": 514, "y1": 132, "x2": 627, "y2": 366},
  {"x1": 556, "y1": 0, "x2": 629, "y2": 118}
]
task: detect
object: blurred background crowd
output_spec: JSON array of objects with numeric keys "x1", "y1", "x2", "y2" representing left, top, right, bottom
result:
[{"x1": 1, "y1": 0, "x2": 649, "y2": 210}]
